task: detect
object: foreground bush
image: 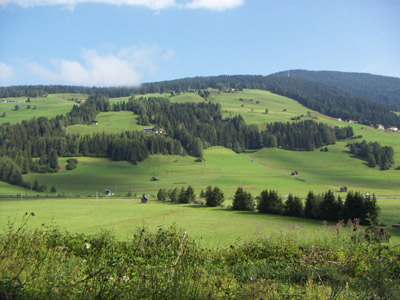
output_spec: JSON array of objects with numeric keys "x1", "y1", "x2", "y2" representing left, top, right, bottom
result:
[{"x1": 1, "y1": 214, "x2": 399, "y2": 300}]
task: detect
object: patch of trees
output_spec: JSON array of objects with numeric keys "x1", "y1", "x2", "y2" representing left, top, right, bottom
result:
[
  {"x1": 66, "y1": 158, "x2": 78, "y2": 170},
  {"x1": 125, "y1": 97, "x2": 353, "y2": 153},
  {"x1": 264, "y1": 120, "x2": 353, "y2": 151},
  {"x1": 237, "y1": 188, "x2": 380, "y2": 224},
  {"x1": 348, "y1": 140, "x2": 395, "y2": 170},
  {"x1": 157, "y1": 185, "x2": 380, "y2": 224},
  {"x1": 0, "y1": 157, "x2": 30, "y2": 188},
  {"x1": 157, "y1": 186, "x2": 196, "y2": 204}
]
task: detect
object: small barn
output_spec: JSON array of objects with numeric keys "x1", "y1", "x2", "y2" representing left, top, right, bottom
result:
[
  {"x1": 105, "y1": 189, "x2": 114, "y2": 196},
  {"x1": 151, "y1": 177, "x2": 159, "y2": 181},
  {"x1": 90, "y1": 120, "x2": 98, "y2": 126},
  {"x1": 141, "y1": 195, "x2": 149, "y2": 204},
  {"x1": 340, "y1": 187, "x2": 348, "y2": 192},
  {"x1": 291, "y1": 171, "x2": 298, "y2": 176}
]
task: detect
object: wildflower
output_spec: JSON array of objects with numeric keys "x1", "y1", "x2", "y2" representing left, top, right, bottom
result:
[{"x1": 85, "y1": 243, "x2": 91, "y2": 250}]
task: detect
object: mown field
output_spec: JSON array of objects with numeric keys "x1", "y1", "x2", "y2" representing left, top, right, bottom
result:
[
  {"x1": 1, "y1": 196, "x2": 399, "y2": 247},
  {"x1": 0, "y1": 93, "x2": 86, "y2": 124}
]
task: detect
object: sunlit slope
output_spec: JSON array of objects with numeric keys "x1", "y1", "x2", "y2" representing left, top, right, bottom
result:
[
  {"x1": 0, "y1": 93, "x2": 85, "y2": 124},
  {"x1": 15, "y1": 146, "x2": 399, "y2": 198},
  {"x1": 67, "y1": 111, "x2": 146, "y2": 135}
]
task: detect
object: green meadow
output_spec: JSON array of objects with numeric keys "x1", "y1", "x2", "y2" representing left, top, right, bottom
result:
[
  {"x1": 67, "y1": 111, "x2": 146, "y2": 135},
  {"x1": 1, "y1": 196, "x2": 399, "y2": 247},
  {"x1": 0, "y1": 93, "x2": 85, "y2": 124},
  {"x1": 10, "y1": 144, "x2": 398, "y2": 198}
]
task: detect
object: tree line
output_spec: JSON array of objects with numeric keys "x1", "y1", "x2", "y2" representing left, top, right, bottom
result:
[
  {"x1": 348, "y1": 140, "x2": 395, "y2": 170},
  {"x1": 157, "y1": 186, "x2": 380, "y2": 224}
]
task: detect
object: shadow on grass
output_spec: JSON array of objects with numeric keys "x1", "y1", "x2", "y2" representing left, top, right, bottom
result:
[{"x1": 342, "y1": 150, "x2": 370, "y2": 167}]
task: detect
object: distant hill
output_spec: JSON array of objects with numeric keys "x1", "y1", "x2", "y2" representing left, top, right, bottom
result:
[
  {"x1": 272, "y1": 70, "x2": 400, "y2": 108},
  {"x1": 2, "y1": 72, "x2": 400, "y2": 127}
]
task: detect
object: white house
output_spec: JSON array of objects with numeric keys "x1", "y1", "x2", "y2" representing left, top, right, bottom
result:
[
  {"x1": 388, "y1": 127, "x2": 398, "y2": 132},
  {"x1": 377, "y1": 124, "x2": 385, "y2": 130}
]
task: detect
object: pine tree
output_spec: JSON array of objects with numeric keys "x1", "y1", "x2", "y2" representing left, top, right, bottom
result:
[
  {"x1": 178, "y1": 187, "x2": 188, "y2": 203},
  {"x1": 185, "y1": 186, "x2": 196, "y2": 203},
  {"x1": 233, "y1": 187, "x2": 254, "y2": 211},
  {"x1": 257, "y1": 190, "x2": 283, "y2": 215},
  {"x1": 33, "y1": 179, "x2": 39, "y2": 191},
  {"x1": 304, "y1": 191, "x2": 318, "y2": 219},
  {"x1": 205, "y1": 186, "x2": 224, "y2": 207}
]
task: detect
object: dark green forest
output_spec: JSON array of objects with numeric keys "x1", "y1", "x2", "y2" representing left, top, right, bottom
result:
[{"x1": 273, "y1": 69, "x2": 400, "y2": 108}]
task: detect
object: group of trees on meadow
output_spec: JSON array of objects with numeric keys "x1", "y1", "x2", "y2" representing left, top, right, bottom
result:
[
  {"x1": 237, "y1": 188, "x2": 379, "y2": 224},
  {"x1": 157, "y1": 185, "x2": 380, "y2": 224},
  {"x1": 349, "y1": 140, "x2": 395, "y2": 170},
  {"x1": 119, "y1": 97, "x2": 353, "y2": 154}
]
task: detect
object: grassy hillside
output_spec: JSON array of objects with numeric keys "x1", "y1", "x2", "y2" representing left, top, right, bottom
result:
[
  {"x1": 14, "y1": 145, "x2": 398, "y2": 198},
  {"x1": 0, "y1": 93, "x2": 85, "y2": 124},
  {"x1": 67, "y1": 111, "x2": 146, "y2": 135}
]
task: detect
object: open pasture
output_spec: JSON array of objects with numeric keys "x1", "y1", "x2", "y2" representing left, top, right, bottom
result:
[
  {"x1": 6, "y1": 145, "x2": 397, "y2": 202},
  {"x1": 67, "y1": 111, "x2": 146, "y2": 135},
  {"x1": 1, "y1": 196, "x2": 399, "y2": 246},
  {"x1": 0, "y1": 93, "x2": 85, "y2": 124}
]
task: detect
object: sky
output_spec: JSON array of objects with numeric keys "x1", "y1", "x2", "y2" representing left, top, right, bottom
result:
[{"x1": 0, "y1": 0, "x2": 399, "y2": 87}]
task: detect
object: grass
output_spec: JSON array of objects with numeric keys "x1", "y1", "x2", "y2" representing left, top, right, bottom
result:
[
  {"x1": 67, "y1": 111, "x2": 146, "y2": 135},
  {"x1": 1, "y1": 196, "x2": 399, "y2": 247},
  {"x1": 0, "y1": 198, "x2": 319, "y2": 247},
  {"x1": 0, "y1": 94, "x2": 85, "y2": 124}
]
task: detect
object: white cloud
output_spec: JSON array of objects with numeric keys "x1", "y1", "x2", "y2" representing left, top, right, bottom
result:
[
  {"x1": 27, "y1": 47, "x2": 161, "y2": 86},
  {"x1": 185, "y1": 0, "x2": 244, "y2": 11},
  {"x1": 0, "y1": 0, "x2": 177, "y2": 10},
  {"x1": 0, "y1": 62, "x2": 15, "y2": 85},
  {"x1": 0, "y1": 0, "x2": 245, "y2": 10},
  {"x1": 162, "y1": 49, "x2": 176, "y2": 61}
]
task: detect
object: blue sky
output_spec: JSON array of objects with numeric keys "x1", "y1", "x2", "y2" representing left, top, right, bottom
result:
[{"x1": 0, "y1": 0, "x2": 399, "y2": 86}]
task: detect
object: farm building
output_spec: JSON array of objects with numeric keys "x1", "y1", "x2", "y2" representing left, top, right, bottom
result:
[
  {"x1": 142, "y1": 127, "x2": 166, "y2": 134},
  {"x1": 291, "y1": 171, "x2": 298, "y2": 176},
  {"x1": 76, "y1": 98, "x2": 86, "y2": 103},
  {"x1": 340, "y1": 187, "x2": 348, "y2": 192},
  {"x1": 143, "y1": 127, "x2": 154, "y2": 133},
  {"x1": 151, "y1": 177, "x2": 159, "y2": 181},
  {"x1": 377, "y1": 124, "x2": 385, "y2": 130},
  {"x1": 90, "y1": 120, "x2": 98, "y2": 126},
  {"x1": 388, "y1": 127, "x2": 398, "y2": 132},
  {"x1": 141, "y1": 195, "x2": 149, "y2": 204},
  {"x1": 1, "y1": 99, "x2": 6, "y2": 103},
  {"x1": 105, "y1": 189, "x2": 114, "y2": 196}
]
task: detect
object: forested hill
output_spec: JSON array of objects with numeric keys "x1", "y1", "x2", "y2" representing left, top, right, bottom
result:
[
  {"x1": 272, "y1": 70, "x2": 400, "y2": 108},
  {"x1": 2, "y1": 73, "x2": 400, "y2": 127}
]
